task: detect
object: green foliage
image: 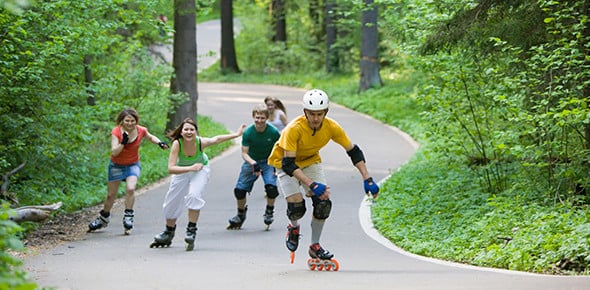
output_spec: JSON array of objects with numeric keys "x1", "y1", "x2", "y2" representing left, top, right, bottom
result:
[
  {"x1": 373, "y1": 148, "x2": 590, "y2": 274},
  {"x1": 0, "y1": 203, "x2": 36, "y2": 289},
  {"x1": 205, "y1": 0, "x2": 590, "y2": 275},
  {"x1": 0, "y1": 0, "x2": 175, "y2": 211},
  {"x1": 2, "y1": 0, "x2": 589, "y2": 277}
]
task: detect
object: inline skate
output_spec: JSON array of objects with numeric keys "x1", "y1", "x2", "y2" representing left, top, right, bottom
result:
[
  {"x1": 123, "y1": 210, "x2": 134, "y2": 235},
  {"x1": 307, "y1": 243, "x2": 339, "y2": 271},
  {"x1": 150, "y1": 226, "x2": 175, "y2": 248},
  {"x1": 184, "y1": 226, "x2": 197, "y2": 251},
  {"x1": 226, "y1": 206, "x2": 247, "y2": 230},
  {"x1": 87, "y1": 212, "x2": 109, "y2": 232}
]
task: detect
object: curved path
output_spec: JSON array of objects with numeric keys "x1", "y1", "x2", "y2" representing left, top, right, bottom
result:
[{"x1": 24, "y1": 21, "x2": 589, "y2": 290}]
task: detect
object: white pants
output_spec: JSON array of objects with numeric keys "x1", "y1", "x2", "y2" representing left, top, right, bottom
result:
[{"x1": 162, "y1": 165, "x2": 211, "y2": 220}]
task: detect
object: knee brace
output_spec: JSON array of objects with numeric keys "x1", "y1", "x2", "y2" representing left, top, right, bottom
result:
[
  {"x1": 286, "y1": 201, "x2": 306, "y2": 220},
  {"x1": 234, "y1": 188, "x2": 248, "y2": 200},
  {"x1": 312, "y1": 196, "x2": 332, "y2": 220},
  {"x1": 264, "y1": 184, "x2": 279, "y2": 199}
]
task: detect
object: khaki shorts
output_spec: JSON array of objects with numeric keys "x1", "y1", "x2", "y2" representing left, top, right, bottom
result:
[{"x1": 276, "y1": 163, "x2": 327, "y2": 198}]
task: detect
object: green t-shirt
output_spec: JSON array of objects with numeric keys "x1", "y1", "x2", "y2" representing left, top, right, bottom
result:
[
  {"x1": 242, "y1": 124, "x2": 280, "y2": 161},
  {"x1": 177, "y1": 137, "x2": 209, "y2": 166}
]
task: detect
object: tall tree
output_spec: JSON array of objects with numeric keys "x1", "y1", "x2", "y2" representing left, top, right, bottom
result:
[
  {"x1": 309, "y1": 0, "x2": 324, "y2": 43},
  {"x1": 359, "y1": 0, "x2": 382, "y2": 92},
  {"x1": 220, "y1": 0, "x2": 240, "y2": 73},
  {"x1": 270, "y1": 0, "x2": 286, "y2": 42},
  {"x1": 167, "y1": 0, "x2": 198, "y2": 131},
  {"x1": 325, "y1": 0, "x2": 339, "y2": 73}
]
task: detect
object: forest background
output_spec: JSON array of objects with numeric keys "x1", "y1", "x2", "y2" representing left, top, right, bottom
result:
[{"x1": 1, "y1": 0, "x2": 589, "y2": 287}]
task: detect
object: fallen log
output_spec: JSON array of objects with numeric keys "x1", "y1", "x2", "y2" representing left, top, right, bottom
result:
[{"x1": 9, "y1": 202, "x2": 62, "y2": 223}]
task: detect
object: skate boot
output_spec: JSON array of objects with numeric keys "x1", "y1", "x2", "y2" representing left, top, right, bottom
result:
[
  {"x1": 149, "y1": 226, "x2": 175, "y2": 248},
  {"x1": 123, "y1": 210, "x2": 134, "y2": 235},
  {"x1": 307, "y1": 243, "x2": 339, "y2": 271},
  {"x1": 226, "y1": 206, "x2": 247, "y2": 230},
  {"x1": 87, "y1": 212, "x2": 110, "y2": 232},
  {"x1": 286, "y1": 224, "x2": 300, "y2": 263},
  {"x1": 184, "y1": 226, "x2": 197, "y2": 251},
  {"x1": 263, "y1": 206, "x2": 274, "y2": 230}
]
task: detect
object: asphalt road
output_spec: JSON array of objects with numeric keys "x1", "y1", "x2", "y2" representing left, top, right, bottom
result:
[{"x1": 23, "y1": 20, "x2": 590, "y2": 290}]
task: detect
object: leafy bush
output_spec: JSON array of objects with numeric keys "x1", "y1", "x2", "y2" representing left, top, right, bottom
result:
[{"x1": 0, "y1": 203, "x2": 36, "y2": 289}]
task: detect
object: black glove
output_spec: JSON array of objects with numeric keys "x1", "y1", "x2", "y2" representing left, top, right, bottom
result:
[
  {"x1": 121, "y1": 132, "x2": 129, "y2": 145},
  {"x1": 158, "y1": 141, "x2": 168, "y2": 149},
  {"x1": 252, "y1": 162, "x2": 261, "y2": 174}
]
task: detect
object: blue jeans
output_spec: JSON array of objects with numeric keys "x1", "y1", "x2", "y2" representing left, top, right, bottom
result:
[{"x1": 235, "y1": 160, "x2": 276, "y2": 192}]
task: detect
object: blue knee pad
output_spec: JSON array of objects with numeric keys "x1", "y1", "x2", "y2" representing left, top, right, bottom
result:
[
  {"x1": 312, "y1": 196, "x2": 332, "y2": 220},
  {"x1": 265, "y1": 184, "x2": 279, "y2": 199},
  {"x1": 234, "y1": 188, "x2": 247, "y2": 200},
  {"x1": 287, "y1": 201, "x2": 306, "y2": 220}
]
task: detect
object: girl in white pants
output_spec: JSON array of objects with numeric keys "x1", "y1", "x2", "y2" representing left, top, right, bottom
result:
[{"x1": 150, "y1": 118, "x2": 245, "y2": 251}]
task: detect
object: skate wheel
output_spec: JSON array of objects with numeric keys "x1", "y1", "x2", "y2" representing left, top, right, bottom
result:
[
  {"x1": 289, "y1": 251, "x2": 295, "y2": 264},
  {"x1": 317, "y1": 263, "x2": 324, "y2": 271},
  {"x1": 331, "y1": 259, "x2": 340, "y2": 271}
]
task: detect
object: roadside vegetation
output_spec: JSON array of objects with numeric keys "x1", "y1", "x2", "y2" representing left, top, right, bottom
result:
[
  {"x1": 1, "y1": 1, "x2": 588, "y2": 287},
  {"x1": 200, "y1": 0, "x2": 590, "y2": 275}
]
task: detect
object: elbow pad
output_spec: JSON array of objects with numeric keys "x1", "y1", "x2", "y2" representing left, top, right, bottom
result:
[
  {"x1": 347, "y1": 144, "x2": 365, "y2": 165},
  {"x1": 282, "y1": 157, "x2": 299, "y2": 177}
]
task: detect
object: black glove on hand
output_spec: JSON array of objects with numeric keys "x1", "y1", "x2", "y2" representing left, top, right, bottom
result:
[
  {"x1": 158, "y1": 141, "x2": 168, "y2": 149},
  {"x1": 252, "y1": 162, "x2": 261, "y2": 174},
  {"x1": 121, "y1": 132, "x2": 129, "y2": 145}
]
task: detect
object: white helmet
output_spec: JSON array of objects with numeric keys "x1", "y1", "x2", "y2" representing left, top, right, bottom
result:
[{"x1": 302, "y1": 89, "x2": 330, "y2": 110}]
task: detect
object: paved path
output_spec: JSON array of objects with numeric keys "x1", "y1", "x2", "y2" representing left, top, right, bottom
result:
[{"x1": 24, "y1": 20, "x2": 590, "y2": 290}]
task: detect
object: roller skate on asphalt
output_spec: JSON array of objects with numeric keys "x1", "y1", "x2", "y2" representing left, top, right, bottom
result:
[
  {"x1": 263, "y1": 206, "x2": 274, "y2": 230},
  {"x1": 122, "y1": 210, "x2": 134, "y2": 235},
  {"x1": 226, "y1": 206, "x2": 247, "y2": 230},
  {"x1": 184, "y1": 225, "x2": 197, "y2": 251},
  {"x1": 87, "y1": 212, "x2": 109, "y2": 232},
  {"x1": 150, "y1": 226, "x2": 175, "y2": 248},
  {"x1": 285, "y1": 224, "x2": 300, "y2": 263},
  {"x1": 307, "y1": 243, "x2": 339, "y2": 271}
]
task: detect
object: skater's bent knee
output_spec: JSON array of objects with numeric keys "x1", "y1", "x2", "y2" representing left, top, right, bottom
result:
[
  {"x1": 313, "y1": 199, "x2": 332, "y2": 220},
  {"x1": 287, "y1": 201, "x2": 306, "y2": 220},
  {"x1": 265, "y1": 184, "x2": 279, "y2": 199},
  {"x1": 234, "y1": 188, "x2": 248, "y2": 200}
]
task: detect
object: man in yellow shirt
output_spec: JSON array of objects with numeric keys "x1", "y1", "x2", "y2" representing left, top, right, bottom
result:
[{"x1": 268, "y1": 89, "x2": 380, "y2": 262}]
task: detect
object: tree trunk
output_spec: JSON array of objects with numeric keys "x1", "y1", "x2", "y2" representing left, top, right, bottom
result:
[
  {"x1": 270, "y1": 0, "x2": 287, "y2": 42},
  {"x1": 309, "y1": 0, "x2": 325, "y2": 44},
  {"x1": 167, "y1": 0, "x2": 198, "y2": 131},
  {"x1": 83, "y1": 55, "x2": 95, "y2": 106},
  {"x1": 220, "y1": 0, "x2": 240, "y2": 74},
  {"x1": 583, "y1": 1, "x2": 590, "y2": 151},
  {"x1": 10, "y1": 202, "x2": 63, "y2": 223},
  {"x1": 359, "y1": 0, "x2": 382, "y2": 92},
  {"x1": 325, "y1": 0, "x2": 339, "y2": 73}
]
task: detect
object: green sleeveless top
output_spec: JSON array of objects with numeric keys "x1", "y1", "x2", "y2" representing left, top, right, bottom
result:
[{"x1": 177, "y1": 137, "x2": 209, "y2": 166}]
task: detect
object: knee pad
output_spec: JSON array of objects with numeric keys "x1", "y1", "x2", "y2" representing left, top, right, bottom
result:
[
  {"x1": 264, "y1": 184, "x2": 279, "y2": 199},
  {"x1": 286, "y1": 201, "x2": 306, "y2": 220},
  {"x1": 234, "y1": 188, "x2": 248, "y2": 200},
  {"x1": 312, "y1": 197, "x2": 332, "y2": 220}
]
